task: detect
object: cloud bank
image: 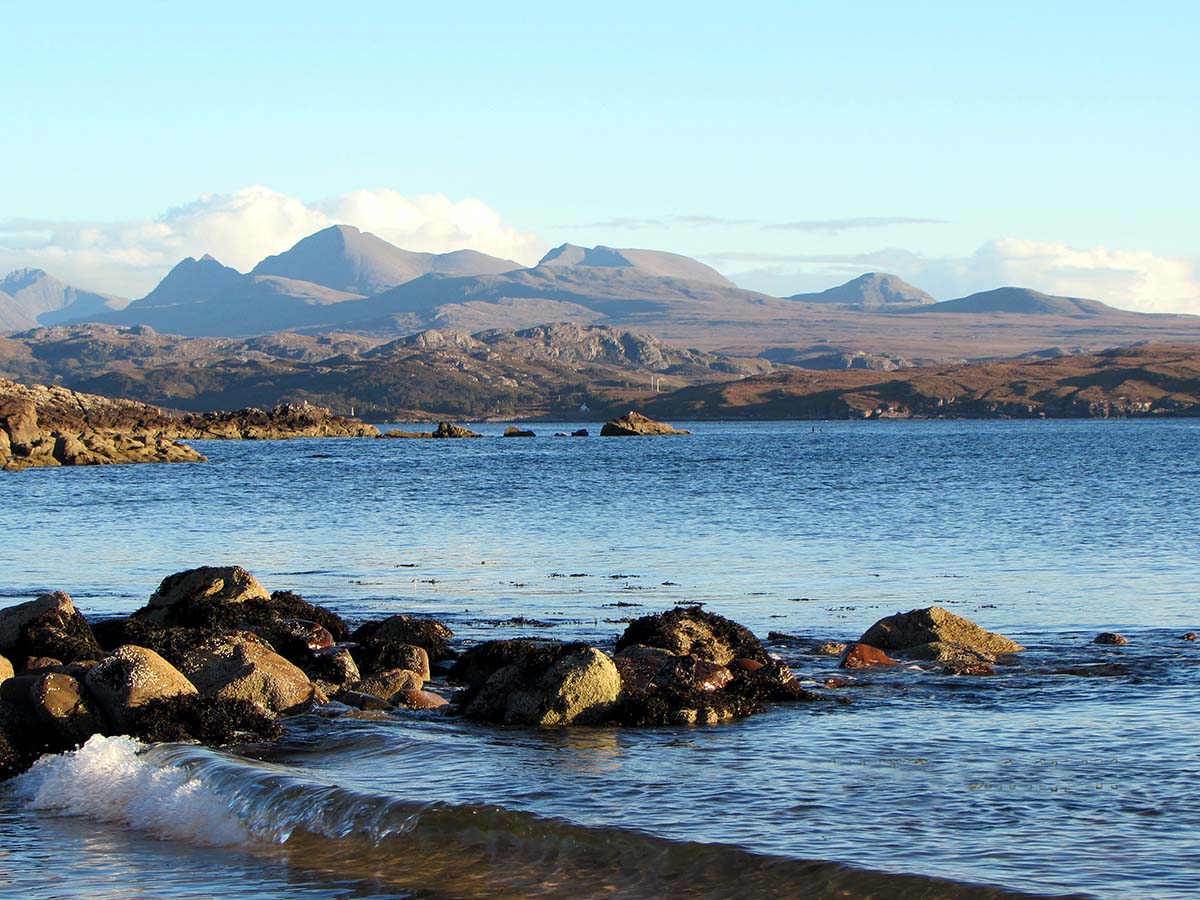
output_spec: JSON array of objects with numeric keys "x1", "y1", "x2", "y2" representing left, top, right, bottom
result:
[
  {"x1": 717, "y1": 239, "x2": 1200, "y2": 314},
  {"x1": 0, "y1": 186, "x2": 546, "y2": 299}
]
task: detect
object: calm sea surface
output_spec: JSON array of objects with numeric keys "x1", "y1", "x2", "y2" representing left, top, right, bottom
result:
[{"x1": 1, "y1": 420, "x2": 1197, "y2": 899}]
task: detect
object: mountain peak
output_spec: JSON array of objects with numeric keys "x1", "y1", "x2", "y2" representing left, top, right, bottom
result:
[
  {"x1": 537, "y1": 243, "x2": 734, "y2": 287},
  {"x1": 250, "y1": 224, "x2": 519, "y2": 295},
  {"x1": 788, "y1": 272, "x2": 935, "y2": 308}
]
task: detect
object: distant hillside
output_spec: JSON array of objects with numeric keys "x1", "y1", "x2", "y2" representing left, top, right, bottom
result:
[
  {"x1": 250, "y1": 224, "x2": 520, "y2": 294},
  {"x1": 787, "y1": 272, "x2": 935, "y2": 308},
  {"x1": 635, "y1": 343, "x2": 1200, "y2": 419},
  {"x1": 920, "y1": 287, "x2": 1114, "y2": 316},
  {"x1": 0, "y1": 269, "x2": 128, "y2": 331},
  {"x1": 539, "y1": 243, "x2": 734, "y2": 287},
  {"x1": 0, "y1": 322, "x2": 767, "y2": 419}
]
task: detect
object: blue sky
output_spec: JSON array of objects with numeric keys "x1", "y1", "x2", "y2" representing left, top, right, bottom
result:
[{"x1": 3, "y1": 1, "x2": 1197, "y2": 310}]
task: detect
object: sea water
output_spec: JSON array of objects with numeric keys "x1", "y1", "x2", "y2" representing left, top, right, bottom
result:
[{"x1": 0, "y1": 420, "x2": 1197, "y2": 899}]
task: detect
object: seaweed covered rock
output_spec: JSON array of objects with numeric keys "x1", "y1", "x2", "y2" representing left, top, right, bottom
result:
[
  {"x1": 84, "y1": 645, "x2": 199, "y2": 730},
  {"x1": 177, "y1": 632, "x2": 321, "y2": 715},
  {"x1": 0, "y1": 701, "x2": 39, "y2": 778},
  {"x1": 448, "y1": 639, "x2": 548, "y2": 692},
  {"x1": 133, "y1": 570, "x2": 349, "y2": 641},
  {"x1": 92, "y1": 617, "x2": 208, "y2": 668},
  {"x1": 129, "y1": 694, "x2": 282, "y2": 745},
  {"x1": 614, "y1": 607, "x2": 770, "y2": 666},
  {"x1": 464, "y1": 643, "x2": 621, "y2": 726},
  {"x1": 858, "y1": 607, "x2": 1023, "y2": 659},
  {"x1": 613, "y1": 646, "x2": 732, "y2": 694},
  {"x1": 142, "y1": 566, "x2": 270, "y2": 623},
  {"x1": 304, "y1": 646, "x2": 361, "y2": 692},
  {"x1": 0, "y1": 592, "x2": 102, "y2": 664},
  {"x1": 352, "y1": 615, "x2": 454, "y2": 661}
]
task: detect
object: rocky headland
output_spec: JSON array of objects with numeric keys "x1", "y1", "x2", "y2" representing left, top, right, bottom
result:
[{"x1": 1, "y1": 377, "x2": 379, "y2": 471}]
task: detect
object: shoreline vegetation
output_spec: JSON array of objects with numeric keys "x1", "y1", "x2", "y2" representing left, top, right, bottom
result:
[{"x1": 7, "y1": 563, "x2": 1180, "y2": 782}]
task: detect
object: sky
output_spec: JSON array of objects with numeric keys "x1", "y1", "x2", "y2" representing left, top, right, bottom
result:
[{"x1": 2, "y1": 1, "x2": 1197, "y2": 312}]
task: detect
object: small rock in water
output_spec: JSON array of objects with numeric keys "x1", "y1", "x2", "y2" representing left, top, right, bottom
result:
[
  {"x1": 814, "y1": 641, "x2": 848, "y2": 656},
  {"x1": 503, "y1": 426, "x2": 535, "y2": 438},
  {"x1": 1180, "y1": 632, "x2": 1197, "y2": 641},
  {"x1": 1094, "y1": 632, "x2": 1129, "y2": 645}
]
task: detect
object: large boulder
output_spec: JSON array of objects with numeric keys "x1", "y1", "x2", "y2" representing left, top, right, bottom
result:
[
  {"x1": 0, "y1": 592, "x2": 102, "y2": 664},
  {"x1": 84, "y1": 645, "x2": 199, "y2": 730},
  {"x1": 29, "y1": 673, "x2": 101, "y2": 747},
  {"x1": 615, "y1": 607, "x2": 770, "y2": 665},
  {"x1": 351, "y1": 615, "x2": 454, "y2": 660},
  {"x1": 177, "y1": 632, "x2": 322, "y2": 715},
  {"x1": 858, "y1": 607, "x2": 1023, "y2": 658},
  {"x1": 140, "y1": 566, "x2": 271, "y2": 624},
  {"x1": 600, "y1": 412, "x2": 690, "y2": 436},
  {"x1": 464, "y1": 643, "x2": 621, "y2": 726}
]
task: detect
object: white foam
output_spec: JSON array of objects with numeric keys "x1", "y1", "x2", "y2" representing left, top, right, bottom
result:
[{"x1": 9, "y1": 735, "x2": 251, "y2": 846}]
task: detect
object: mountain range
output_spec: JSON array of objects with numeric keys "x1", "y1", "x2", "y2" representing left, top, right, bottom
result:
[{"x1": 3, "y1": 224, "x2": 1200, "y2": 360}]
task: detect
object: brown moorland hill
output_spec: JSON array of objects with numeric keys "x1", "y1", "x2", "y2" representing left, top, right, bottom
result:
[{"x1": 635, "y1": 344, "x2": 1200, "y2": 419}]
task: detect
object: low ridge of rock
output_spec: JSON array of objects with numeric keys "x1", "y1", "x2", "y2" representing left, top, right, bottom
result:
[{"x1": 600, "y1": 411, "x2": 690, "y2": 436}]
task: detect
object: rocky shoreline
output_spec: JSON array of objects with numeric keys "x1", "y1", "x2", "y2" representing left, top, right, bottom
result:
[{"x1": 5, "y1": 562, "x2": 1157, "y2": 780}]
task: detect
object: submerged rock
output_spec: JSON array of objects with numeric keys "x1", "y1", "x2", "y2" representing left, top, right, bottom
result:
[
  {"x1": 614, "y1": 607, "x2": 770, "y2": 666},
  {"x1": 600, "y1": 411, "x2": 689, "y2": 436},
  {"x1": 838, "y1": 643, "x2": 898, "y2": 669},
  {"x1": 464, "y1": 643, "x2": 621, "y2": 726},
  {"x1": 1094, "y1": 632, "x2": 1129, "y2": 645},
  {"x1": 858, "y1": 606, "x2": 1023, "y2": 658},
  {"x1": 394, "y1": 689, "x2": 449, "y2": 710}
]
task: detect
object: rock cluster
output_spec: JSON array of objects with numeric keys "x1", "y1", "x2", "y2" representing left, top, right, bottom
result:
[
  {"x1": 600, "y1": 411, "x2": 690, "y2": 436},
  {"x1": 0, "y1": 566, "x2": 451, "y2": 778},
  {"x1": 0, "y1": 576, "x2": 1055, "y2": 782}
]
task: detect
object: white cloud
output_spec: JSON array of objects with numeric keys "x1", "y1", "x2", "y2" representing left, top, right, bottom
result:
[
  {"x1": 0, "y1": 186, "x2": 546, "y2": 298},
  {"x1": 724, "y1": 239, "x2": 1200, "y2": 314},
  {"x1": 940, "y1": 239, "x2": 1200, "y2": 315}
]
